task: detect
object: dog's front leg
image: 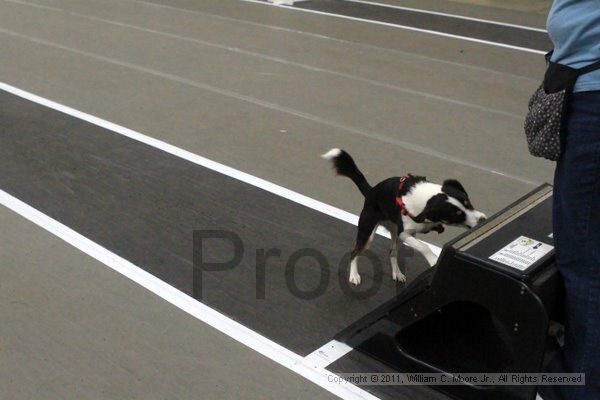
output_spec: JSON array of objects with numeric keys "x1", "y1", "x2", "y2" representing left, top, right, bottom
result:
[
  {"x1": 399, "y1": 232, "x2": 438, "y2": 267},
  {"x1": 388, "y1": 225, "x2": 406, "y2": 282}
]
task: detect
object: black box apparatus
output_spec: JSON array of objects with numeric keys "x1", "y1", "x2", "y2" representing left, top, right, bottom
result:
[{"x1": 336, "y1": 185, "x2": 564, "y2": 400}]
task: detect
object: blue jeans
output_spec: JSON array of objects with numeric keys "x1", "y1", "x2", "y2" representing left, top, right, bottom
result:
[{"x1": 541, "y1": 90, "x2": 600, "y2": 400}]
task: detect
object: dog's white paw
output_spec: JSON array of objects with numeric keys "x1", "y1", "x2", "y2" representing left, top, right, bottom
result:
[
  {"x1": 390, "y1": 258, "x2": 406, "y2": 283},
  {"x1": 349, "y1": 272, "x2": 361, "y2": 286},
  {"x1": 392, "y1": 265, "x2": 406, "y2": 282},
  {"x1": 392, "y1": 270, "x2": 407, "y2": 283}
]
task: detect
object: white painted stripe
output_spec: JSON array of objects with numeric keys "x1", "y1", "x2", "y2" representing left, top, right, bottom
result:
[
  {"x1": 0, "y1": 189, "x2": 377, "y2": 400},
  {"x1": 304, "y1": 340, "x2": 354, "y2": 370},
  {"x1": 343, "y1": 0, "x2": 548, "y2": 33},
  {"x1": 268, "y1": 0, "x2": 308, "y2": 5},
  {"x1": 0, "y1": 82, "x2": 442, "y2": 255},
  {"x1": 236, "y1": 0, "x2": 546, "y2": 54}
]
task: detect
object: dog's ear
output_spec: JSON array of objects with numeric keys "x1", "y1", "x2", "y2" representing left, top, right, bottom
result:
[
  {"x1": 442, "y1": 179, "x2": 467, "y2": 195},
  {"x1": 413, "y1": 194, "x2": 445, "y2": 223}
]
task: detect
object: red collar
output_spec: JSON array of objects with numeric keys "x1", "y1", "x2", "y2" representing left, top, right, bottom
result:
[
  {"x1": 395, "y1": 174, "x2": 416, "y2": 218},
  {"x1": 395, "y1": 174, "x2": 444, "y2": 233}
]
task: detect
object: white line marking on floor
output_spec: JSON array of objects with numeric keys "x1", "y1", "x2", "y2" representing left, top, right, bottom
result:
[
  {"x1": 343, "y1": 0, "x2": 548, "y2": 32},
  {"x1": 236, "y1": 0, "x2": 547, "y2": 55},
  {"x1": 0, "y1": 189, "x2": 377, "y2": 400},
  {"x1": 0, "y1": 30, "x2": 539, "y2": 187},
  {"x1": 121, "y1": 0, "x2": 537, "y2": 83},
  {"x1": 304, "y1": 340, "x2": 354, "y2": 370},
  {"x1": 3, "y1": 0, "x2": 522, "y2": 120}
]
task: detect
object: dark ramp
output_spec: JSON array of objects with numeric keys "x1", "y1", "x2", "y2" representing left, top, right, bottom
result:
[
  {"x1": 293, "y1": 0, "x2": 551, "y2": 52},
  {"x1": 0, "y1": 90, "x2": 430, "y2": 355}
]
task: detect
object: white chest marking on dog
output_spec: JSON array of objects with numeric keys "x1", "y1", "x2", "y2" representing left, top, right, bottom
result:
[{"x1": 403, "y1": 182, "x2": 442, "y2": 215}]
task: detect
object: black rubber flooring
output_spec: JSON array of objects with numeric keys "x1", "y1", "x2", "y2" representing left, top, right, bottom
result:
[{"x1": 0, "y1": 90, "x2": 430, "y2": 356}]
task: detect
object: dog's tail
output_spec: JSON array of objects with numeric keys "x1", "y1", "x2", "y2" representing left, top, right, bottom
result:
[{"x1": 322, "y1": 148, "x2": 371, "y2": 197}]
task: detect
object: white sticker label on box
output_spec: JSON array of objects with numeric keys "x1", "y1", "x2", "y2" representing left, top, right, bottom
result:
[{"x1": 489, "y1": 236, "x2": 554, "y2": 271}]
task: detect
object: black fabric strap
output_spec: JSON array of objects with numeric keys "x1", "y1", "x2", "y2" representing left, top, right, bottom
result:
[
  {"x1": 579, "y1": 59, "x2": 600, "y2": 75},
  {"x1": 545, "y1": 49, "x2": 600, "y2": 76}
]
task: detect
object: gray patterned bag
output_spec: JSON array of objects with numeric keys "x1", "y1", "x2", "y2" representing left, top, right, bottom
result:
[{"x1": 524, "y1": 52, "x2": 600, "y2": 161}]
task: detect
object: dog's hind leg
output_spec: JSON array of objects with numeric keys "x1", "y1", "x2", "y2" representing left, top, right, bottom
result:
[
  {"x1": 388, "y1": 224, "x2": 406, "y2": 283},
  {"x1": 399, "y1": 232, "x2": 438, "y2": 267},
  {"x1": 365, "y1": 225, "x2": 378, "y2": 250},
  {"x1": 349, "y1": 208, "x2": 379, "y2": 286}
]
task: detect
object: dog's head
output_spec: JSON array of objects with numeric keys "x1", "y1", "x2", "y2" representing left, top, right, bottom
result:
[{"x1": 413, "y1": 180, "x2": 486, "y2": 229}]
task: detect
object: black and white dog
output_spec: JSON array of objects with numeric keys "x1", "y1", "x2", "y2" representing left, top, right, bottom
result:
[{"x1": 322, "y1": 148, "x2": 486, "y2": 285}]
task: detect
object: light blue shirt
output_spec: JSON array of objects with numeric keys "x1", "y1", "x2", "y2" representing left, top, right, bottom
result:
[{"x1": 547, "y1": 0, "x2": 600, "y2": 92}]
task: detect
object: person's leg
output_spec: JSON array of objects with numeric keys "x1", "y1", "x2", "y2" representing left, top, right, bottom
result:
[{"x1": 541, "y1": 91, "x2": 600, "y2": 400}]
